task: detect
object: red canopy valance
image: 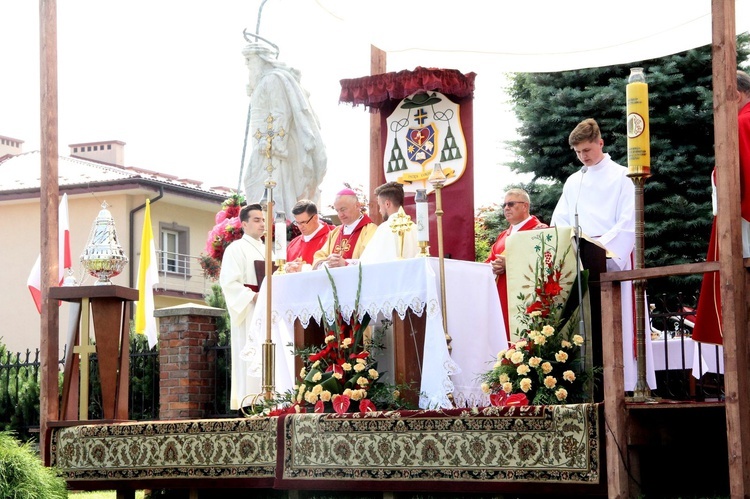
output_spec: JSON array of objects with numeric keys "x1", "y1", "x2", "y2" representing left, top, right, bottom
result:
[{"x1": 339, "y1": 67, "x2": 476, "y2": 111}]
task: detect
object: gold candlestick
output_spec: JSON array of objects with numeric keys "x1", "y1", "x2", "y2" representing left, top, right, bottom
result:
[
  {"x1": 626, "y1": 68, "x2": 653, "y2": 403},
  {"x1": 428, "y1": 164, "x2": 451, "y2": 353}
]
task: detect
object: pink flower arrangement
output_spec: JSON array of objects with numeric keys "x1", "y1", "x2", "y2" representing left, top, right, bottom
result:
[{"x1": 200, "y1": 193, "x2": 245, "y2": 279}]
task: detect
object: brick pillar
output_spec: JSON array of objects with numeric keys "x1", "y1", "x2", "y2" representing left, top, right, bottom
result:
[{"x1": 155, "y1": 304, "x2": 224, "y2": 420}]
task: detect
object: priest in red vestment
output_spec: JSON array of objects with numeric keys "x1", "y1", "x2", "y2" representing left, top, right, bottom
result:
[
  {"x1": 485, "y1": 188, "x2": 548, "y2": 339},
  {"x1": 693, "y1": 69, "x2": 750, "y2": 345},
  {"x1": 313, "y1": 189, "x2": 377, "y2": 269},
  {"x1": 285, "y1": 199, "x2": 332, "y2": 271}
]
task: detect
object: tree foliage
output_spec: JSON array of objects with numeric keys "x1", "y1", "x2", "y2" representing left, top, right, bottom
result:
[{"x1": 506, "y1": 35, "x2": 750, "y2": 298}]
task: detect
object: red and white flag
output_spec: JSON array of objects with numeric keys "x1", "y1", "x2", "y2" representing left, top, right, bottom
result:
[{"x1": 27, "y1": 193, "x2": 72, "y2": 313}]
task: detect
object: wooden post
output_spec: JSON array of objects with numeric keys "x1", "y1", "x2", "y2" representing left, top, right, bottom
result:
[
  {"x1": 711, "y1": 0, "x2": 750, "y2": 496},
  {"x1": 39, "y1": 0, "x2": 59, "y2": 465},
  {"x1": 369, "y1": 45, "x2": 386, "y2": 222},
  {"x1": 601, "y1": 280, "x2": 631, "y2": 498}
]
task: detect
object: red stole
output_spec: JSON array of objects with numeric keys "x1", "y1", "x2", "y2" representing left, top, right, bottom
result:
[
  {"x1": 333, "y1": 215, "x2": 373, "y2": 259},
  {"x1": 287, "y1": 224, "x2": 332, "y2": 264},
  {"x1": 485, "y1": 216, "x2": 547, "y2": 339}
]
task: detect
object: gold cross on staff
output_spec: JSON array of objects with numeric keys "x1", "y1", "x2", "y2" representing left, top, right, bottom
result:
[
  {"x1": 389, "y1": 207, "x2": 415, "y2": 259},
  {"x1": 254, "y1": 113, "x2": 286, "y2": 174}
]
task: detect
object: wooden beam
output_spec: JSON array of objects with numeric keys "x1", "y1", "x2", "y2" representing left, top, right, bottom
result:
[
  {"x1": 602, "y1": 281, "x2": 631, "y2": 498},
  {"x1": 368, "y1": 45, "x2": 386, "y2": 223},
  {"x1": 600, "y1": 261, "x2": 720, "y2": 282},
  {"x1": 711, "y1": 0, "x2": 750, "y2": 496},
  {"x1": 39, "y1": 0, "x2": 60, "y2": 465}
]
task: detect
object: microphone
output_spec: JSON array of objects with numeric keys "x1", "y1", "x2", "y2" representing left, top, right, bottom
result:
[{"x1": 574, "y1": 165, "x2": 588, "y2": 368}]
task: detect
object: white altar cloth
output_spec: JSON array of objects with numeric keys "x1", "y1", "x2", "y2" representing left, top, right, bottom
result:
[
  {"x1": 650, "y1": 337, "x2": 724, "y2": 378},
  {"x1": 243, "y1": 257, "x2": 508, "y2": 409}
]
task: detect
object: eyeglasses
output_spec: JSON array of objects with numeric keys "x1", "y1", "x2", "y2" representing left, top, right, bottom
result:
[
  {"x1": 293, "y1": 214, "x2": 315, "y2": 226},
  {"x1": 502, "y1": 201, "x2": 527, "y2": 209}
]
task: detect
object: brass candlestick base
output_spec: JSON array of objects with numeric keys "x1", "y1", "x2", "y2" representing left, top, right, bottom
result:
[{"x1": 417, "y1": 241, "x2": 430, "y2": 257}]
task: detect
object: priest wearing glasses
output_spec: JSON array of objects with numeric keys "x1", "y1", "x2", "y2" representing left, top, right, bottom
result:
[
  {"x1": 485, "y1": 188, "x2": 547, "y2": 339},
  {"x1": 284, "y1": 199, "x2": 332, "y2": 272}
]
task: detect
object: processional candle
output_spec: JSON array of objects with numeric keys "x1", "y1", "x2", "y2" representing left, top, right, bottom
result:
[
  {"x1": 415, "y1": 188, "x2": 429, "y2": 242},
  {"x1": 626, "y1": 67, "x2": 651, "y2": 177}
]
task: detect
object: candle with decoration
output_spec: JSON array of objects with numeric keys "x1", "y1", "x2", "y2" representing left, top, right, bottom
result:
[
  {"x1": 626, "y1": 67, "x2": 651, "y2": 177},
  {"x1": 415, "y1": 188, "x2": 430, "y2": 256}
]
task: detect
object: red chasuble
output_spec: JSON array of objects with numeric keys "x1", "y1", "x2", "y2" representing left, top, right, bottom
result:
[
  {"x1": 287, "y1": 223, "x2": 332, "y2": 264},
  {"x1": 484, "y1": 216, "x2": 547, "y2": 339},
  {"x1": 333, "y1": 215, "x2": 373, "y2": 259},
  {"x1": 693, "y1": 102, "x2": 750, "y2": 345}
]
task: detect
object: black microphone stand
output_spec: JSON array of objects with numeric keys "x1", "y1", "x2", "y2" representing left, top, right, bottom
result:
[{"x1": 574, "y1": 166, "x2": 588, "y2": 369}]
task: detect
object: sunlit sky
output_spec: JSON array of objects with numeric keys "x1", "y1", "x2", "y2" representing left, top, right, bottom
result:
[{"x1": 0, "y1": 0, "x2": 527, "y2": 210}]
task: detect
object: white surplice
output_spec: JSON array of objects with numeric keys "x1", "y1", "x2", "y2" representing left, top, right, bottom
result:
[
  {"x1": 359, "y1": 217, "x2": 419, "y2": 264},
  {"x1": 552, "y1": 153, "x2": 656, "y2": 391},
  {"x1": 219, "y1": 234, "x2": 269, "y2": 410}
]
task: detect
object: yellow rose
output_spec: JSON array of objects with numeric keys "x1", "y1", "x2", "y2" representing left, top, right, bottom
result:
[
  {"x1": 341, "y1": 338, "x2": 352, "y2": 348},
  {"x1": 504, "y1": 349, "x2": 516, "y2": 360},
  {"x1": 299, "y1": 368, "x2": 306, "y2": 378},
  {"x1": 481, "y1": 382, "x2": 491, "y2": 394},
  {"x1": 535, "y1": 335, "x2": 547, "y2": 346},
  {"x1": 312, "y1": 372, "x2": 322, "y2": 382},
  {"x1": 544, "y1": 376, "x2": 557, "y2": 388},
  {"x1": 368, "y1": 368, "x2": 379, "y2": 379},
  {"x1": 542, "y1": 325, "x2": 555, "y2": 337},
  {"x1": 528, "y1": 356, "x2": 542, "y2": 368},
  {"x1": 354, "y1": 363, "x2": 366, "y2": 372},
  {"x1": 514, "y1": 340, "x2": 528, "y2": 349},
  {"x1": 563, "y1": 370, "x2": 576, "y2": 382},
  {"x1": 342, "y1": 363, "x2": 352, "y2": 371},
  {"x1": 496, "y1": 350, "x2": 507, "y2": 360},
  {"x1": 555, "y1": 388, "x2": 568, "y2": 401},
  {"x1": 561, "y1": 340, "x2": 572, "y2": 349},
  {"x1": 304, "y1": 391, "x2": 319, "y2": 404},
  {"x1": 573, "y1": 334, "x2": 584, "y2": 346},
  {"x1": 499, "y1": 373, "x2": 510, "y2": 383},
  {"x1": 502, "y1": 382, "x2": 513, "y2": 393},
  {"x1": 510, "y1": 351, "x2": 525, "y2": 364},
  {"x1": 312, "y1": 384, "x2": 323, "y2": 394},
  {"x1": 320, "y1": 390, "x2": 332, "y2": 402},
  {"x1": 357, "y1": 376, "x2": 369, "y2": 387},
  {"x1": 325, "y1": 334, "x2": 335, "y2": 343},
  {"x1": 555, "y1": 351, "x2": 569, "y2": 363},
  {"x1": 516, "y1": 364, "x2": 530, "y2": 375},
  {"x1": 520, "y1": 378, "x2": 532, "y2": 393},
  {"x1": 541, "y1": 362, "x2": 553, "y2": 374},
  {"x1": 333, "y1": 372, "x2": 343, "y2": 380},
  {"x1": 350, "y1": 389, "x2": 363, "y2": 401},
  {"x1": 356, "y1": 358, "x2": 367, "y2": 364}
]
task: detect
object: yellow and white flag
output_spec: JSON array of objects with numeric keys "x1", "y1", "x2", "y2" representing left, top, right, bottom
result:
[{"x1": 135, "y1": 199, "x2": 159, "y2": 348}]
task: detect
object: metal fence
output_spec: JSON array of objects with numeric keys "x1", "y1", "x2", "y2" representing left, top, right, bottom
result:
[{"x1": 649, "y1": 293, "x2": 724, "y2": 401}]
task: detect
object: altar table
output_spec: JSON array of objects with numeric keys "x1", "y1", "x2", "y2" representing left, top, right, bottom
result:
[{"x1": 244, "y1": 257, "x2": 508, "y2": 408}]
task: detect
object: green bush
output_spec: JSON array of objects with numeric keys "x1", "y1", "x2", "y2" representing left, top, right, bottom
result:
[{"x1": 0, "y1": 431, "x2": 67, "y2": 499}]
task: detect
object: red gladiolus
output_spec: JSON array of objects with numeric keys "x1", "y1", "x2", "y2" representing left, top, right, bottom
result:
[
  {"x1": 526, "y1": 301, "x2": 544, "y2": 315},
  {"x1": 544, "y1": 279, "x2": 563, "y2": 297}
]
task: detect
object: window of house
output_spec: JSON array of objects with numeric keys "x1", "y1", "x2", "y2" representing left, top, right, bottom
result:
[{"x1": 159, "y1": 223, "x2": 190, "y2": 276}]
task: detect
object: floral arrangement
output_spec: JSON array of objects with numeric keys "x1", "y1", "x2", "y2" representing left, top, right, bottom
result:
[
  {"x1": 268, "y1": 266, "x2": 408, "y2": 415},
  {"x1": 480, "y1": 228, "x2": 592, "y2": 406},
  {"x1": 200, "y1": 193, "x2": 245, "y2": 279}
]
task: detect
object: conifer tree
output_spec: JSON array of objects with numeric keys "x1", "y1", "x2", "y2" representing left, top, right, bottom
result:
[{"x1": 506, "y1": 36, "x2": 750, "y2": 298}]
